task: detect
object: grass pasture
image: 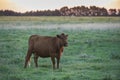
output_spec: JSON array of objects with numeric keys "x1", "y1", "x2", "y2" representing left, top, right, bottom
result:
[{"x1": 0, "y1": 16, "x2": 120, "y2": 80}]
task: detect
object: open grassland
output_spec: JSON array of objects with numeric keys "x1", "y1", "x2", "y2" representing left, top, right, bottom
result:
[
  {"x1": 0, "y1": 16, "x2": 120, "y2": 80},
  {"x1": 0, "y1": 16, "x2": 120, "y2": 23}
]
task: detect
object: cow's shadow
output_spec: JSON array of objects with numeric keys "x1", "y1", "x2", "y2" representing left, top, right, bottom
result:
[{"x1": 39, "y1": 64, "x2": 51, "y2": 68}]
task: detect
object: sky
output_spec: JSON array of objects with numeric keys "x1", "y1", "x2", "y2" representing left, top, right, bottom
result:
[{"x1": 0, "y1": 0, "x2": 120, "y2": 12}]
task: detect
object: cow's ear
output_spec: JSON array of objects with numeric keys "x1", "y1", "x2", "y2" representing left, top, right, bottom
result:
[
  {"x1": 57, "y1": 35, "x2": 60, "y2": 38},
  {"x1": 66, "y1": 35, "x2": 68, "y2": 37},
  {"x1": 61, "y1": 33, "x2": 65, "y2": 35}
]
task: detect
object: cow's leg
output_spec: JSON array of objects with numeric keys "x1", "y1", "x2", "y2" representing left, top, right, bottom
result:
[
  {"x1": 57, "y1": 58, "x2": 60, "y2": 69},
  {"x1": 34, "y1": 54, "x2": 38, "y2": 67},
  {"x1": 51, "y1": 56, "x2": 55, "y2": 69},
  {"x1": 56, "y1": 49, "x2": 63, "y2": 69},
  {"x1": 56, "y1": 54, "x2": 61, "y2": 69},
  {"x1": 24, "y1": 48, "x2": 32, "y2": 68}
]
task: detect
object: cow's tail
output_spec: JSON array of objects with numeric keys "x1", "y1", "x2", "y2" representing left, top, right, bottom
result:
[{"x1": 24, "y1": 46, "x2": 33, "y2": 68}]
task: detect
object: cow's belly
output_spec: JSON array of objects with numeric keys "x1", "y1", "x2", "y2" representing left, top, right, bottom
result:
[
  {"x1": 39, "y1": 54, "x2": 50, "y2": 58},
  {"x1": 36, "y1": 52, "x2": 51, "y2": 58},
  {"x1": 33, "y1": 49, "x2": 50, "y2": 57}
]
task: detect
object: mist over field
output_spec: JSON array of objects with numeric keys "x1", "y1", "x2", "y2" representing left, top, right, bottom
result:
[
  {"x1": 1, "y1": 23, "x2": 120, "y2": 30},
  {"x1": 0, "y1": 16, "x2": 120, "y2": 30},
  {"x1": 0, "y1": 16, "x2": 120, "y2": 80}
]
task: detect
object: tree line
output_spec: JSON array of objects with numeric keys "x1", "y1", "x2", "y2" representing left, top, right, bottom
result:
[{"x1": 0, "y1": 6, "x2": 120, "y2": 16}]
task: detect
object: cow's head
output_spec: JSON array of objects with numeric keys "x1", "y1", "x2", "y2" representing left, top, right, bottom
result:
[{"x1": 57, "y1": 33, "x2": 68, "y2": 47}]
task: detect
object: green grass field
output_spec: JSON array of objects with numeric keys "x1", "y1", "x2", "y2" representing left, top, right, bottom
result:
[
  {"x1": 0, "y1": 16, "x2": 120, "y2": 80},
  {"x1": 0, "y1": 16, "x2": 120, "y2": 23}
]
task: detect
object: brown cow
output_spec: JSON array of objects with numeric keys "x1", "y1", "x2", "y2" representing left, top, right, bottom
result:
[{"x1": 24, "y1": 33, "x2": 68, "y2": 69}]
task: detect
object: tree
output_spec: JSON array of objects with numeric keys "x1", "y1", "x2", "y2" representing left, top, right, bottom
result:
[
  {"x1": 60, "y1": 6, "x2": 69, "y2": 16},
  {"x1": 117, "y1": 9, "x2": 120, "y2": 16},
  {"x1": 109, "y1": 9, "x2": 117, "y2": 16}
]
